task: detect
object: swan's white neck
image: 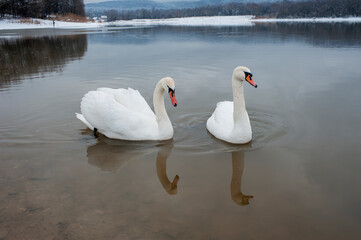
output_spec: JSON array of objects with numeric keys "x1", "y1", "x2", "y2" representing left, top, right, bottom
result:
[
  {"x1": 153, "y1": 81, "x2": 173, "y2": 137},
  {"x1": 232, "y1": 76, "x2": 247, "y2": 126}
]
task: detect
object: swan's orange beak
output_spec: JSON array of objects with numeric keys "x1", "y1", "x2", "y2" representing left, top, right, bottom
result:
[
  {"x1": 245, "y1": 74, "x2": 257, "y2": 88},
  {"x1": 169, "y1": 91, "x2": 177, "y2": 107}
]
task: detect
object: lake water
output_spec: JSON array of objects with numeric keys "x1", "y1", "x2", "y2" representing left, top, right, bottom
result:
[{"x1": 1, "y1": 23, "x2": 361, "y2": 239}]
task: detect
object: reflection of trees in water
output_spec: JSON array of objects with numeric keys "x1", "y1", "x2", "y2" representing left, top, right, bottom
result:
[
  {"x1": 181, "y1": 23, "x2": 361, "y2": 47},
  {"x1": 253, "y1": 22, "x2": 361, "y2": 47},
  {"x1": 92, "y1": 23, "x2": 361, "y2": 48},
  {"x1": 0, "y1": 35, "x2": 87, "y2": 89}
]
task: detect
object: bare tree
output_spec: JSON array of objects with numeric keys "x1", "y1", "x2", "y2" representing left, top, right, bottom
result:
[{"x1": 0, "y1": 0, "x2": 85, "y2": 18}]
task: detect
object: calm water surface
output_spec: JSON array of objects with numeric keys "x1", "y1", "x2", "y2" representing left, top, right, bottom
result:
[{"x1": 1, "y1": 23, "x2": 361, "y2": 239}]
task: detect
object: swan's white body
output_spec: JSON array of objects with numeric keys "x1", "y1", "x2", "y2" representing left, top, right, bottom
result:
[
  {"x1": 76, "y1": 77, "x2": 176, "y2": 141},
  {"x1": 207, "y1": 66, "x2": 256, "y2": 144}
]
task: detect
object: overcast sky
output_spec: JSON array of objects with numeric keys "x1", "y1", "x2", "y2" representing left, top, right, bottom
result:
[{"x1": 84, "y1": 0, "x2": 194, "y2": 3}]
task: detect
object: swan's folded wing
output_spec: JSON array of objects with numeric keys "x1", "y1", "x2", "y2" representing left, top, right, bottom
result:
[
  {"x1": 211, "y1": 101, "x2": 234, "y2": 126},
  {"x1": 97, "y1": 87, "x2": 155, "y2": 119},
  {"x1": 207, "y1": 101, "x2": 234, "y2": 137},
  {"x1": 81, "y1": 91, "x2": 158, "y2": 140}
]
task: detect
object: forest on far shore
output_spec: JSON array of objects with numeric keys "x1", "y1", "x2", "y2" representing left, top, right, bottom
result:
[
  {"x1": 1, "y1": 0, "x2": 361, "y2": 20},
  {"x1": 100, "y1": 0, "x2": 361, "y2": 21},
  {"x1": 0, "y1": 0, "x2": 85, "y2": 18}
]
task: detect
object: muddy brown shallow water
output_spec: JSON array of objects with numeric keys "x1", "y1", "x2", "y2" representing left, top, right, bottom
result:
[{"x1": 1, "y1": 23, "x2": 361, "y2": 239}]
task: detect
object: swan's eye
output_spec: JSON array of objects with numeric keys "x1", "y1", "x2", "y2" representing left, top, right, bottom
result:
[
  {"x1": 244, "y1": 71, "x2": 253, "y2": 78},
  {"x1": 168, "y1": 86, "x2": 175, "y2": 95}
]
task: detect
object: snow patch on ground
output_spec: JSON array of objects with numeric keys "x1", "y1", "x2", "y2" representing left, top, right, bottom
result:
[
  {"x1": 0, "y1": 18, "x2": 103, "y2": 30},
  {"x1": 253, "y1": 17, "x2": 361, "y2": 23},
  {"x1": 111, "y1": 15, "x2": 254, "y2": 27},
  {"x1": 1, "y1": 16, "x2": 361, "y2": 30}
]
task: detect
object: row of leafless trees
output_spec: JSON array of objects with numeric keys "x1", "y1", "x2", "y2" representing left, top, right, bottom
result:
[
  {"x1": 0, "y1": 0, "x2": 85, "y2": 18},
  {"x1": 103, "y1": 0, "x2": 361, "y2": 21}
]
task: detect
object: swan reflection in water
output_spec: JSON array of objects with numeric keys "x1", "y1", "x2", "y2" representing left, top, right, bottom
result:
[
  {"x1": 85, "y1": 135, "x2": 179, "y2": 194},
  {"x1": 156, "y1": 143, "x2": 179, "y2": 195},
  {"x1": 85, "y1": 132, "x2": 251, "y2": 201},
  {"x1": 230, "y1": 151, "x2": 254, "y2": 206}
]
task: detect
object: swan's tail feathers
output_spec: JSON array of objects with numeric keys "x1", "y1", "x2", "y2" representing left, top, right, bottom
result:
[{"x1": 75, "y1": 113, "x2": 94, "y2": 130}]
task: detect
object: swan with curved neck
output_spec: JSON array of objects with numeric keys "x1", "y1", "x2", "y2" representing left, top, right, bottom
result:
[
  {"x1": 76, "y1": 77, "x2": 177, "y2": 141},
  {"x1": 206, "y1": 66, "x2": 257, "y2": 144}
]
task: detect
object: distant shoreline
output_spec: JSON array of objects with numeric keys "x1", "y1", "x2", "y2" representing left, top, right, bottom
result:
[{"x1": 1, "y1": 16, "x2": 361, "y2": 31}]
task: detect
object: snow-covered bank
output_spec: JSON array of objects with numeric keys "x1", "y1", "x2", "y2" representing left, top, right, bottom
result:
[
  {"x1": 104, "y1": 15, "x2": 361, "y2": 27},
  {"x1": 0, "y1": 18, "x2": 104, "y2": 30},
  {"x1": 1, "y1": 16, "x2": 361, "y2": 30},
  {"x1": 253, "y1": 17, "x2": 361, "y2": 23},
  {"x1": 111, "y1": 15, "x2": 254, "y2": 27}
]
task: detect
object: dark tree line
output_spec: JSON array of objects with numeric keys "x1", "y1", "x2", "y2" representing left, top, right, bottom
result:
[
  {"x1": 102, "y1": 0, "x2": 361, "y2": 21},
  {"x1": 0, "y1": 0, "x2": 85, "y2": 18}
]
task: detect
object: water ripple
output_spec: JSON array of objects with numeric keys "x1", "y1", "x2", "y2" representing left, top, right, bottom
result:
[{"x1": 173, "y1": 109, "x2": 288, "y2": 154}]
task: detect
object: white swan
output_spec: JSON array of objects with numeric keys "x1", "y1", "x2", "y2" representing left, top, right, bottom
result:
[
  {"x1": 207, "y1": 66, "x2": 257, "y2": 144},
  {"x1": 76, "y1": 77, "x2": 177, "y2": 141}
]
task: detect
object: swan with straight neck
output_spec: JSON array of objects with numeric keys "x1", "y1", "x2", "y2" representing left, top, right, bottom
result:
[{"x1": 206, "y1": 66, "x2": 257, "y2": 144}]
